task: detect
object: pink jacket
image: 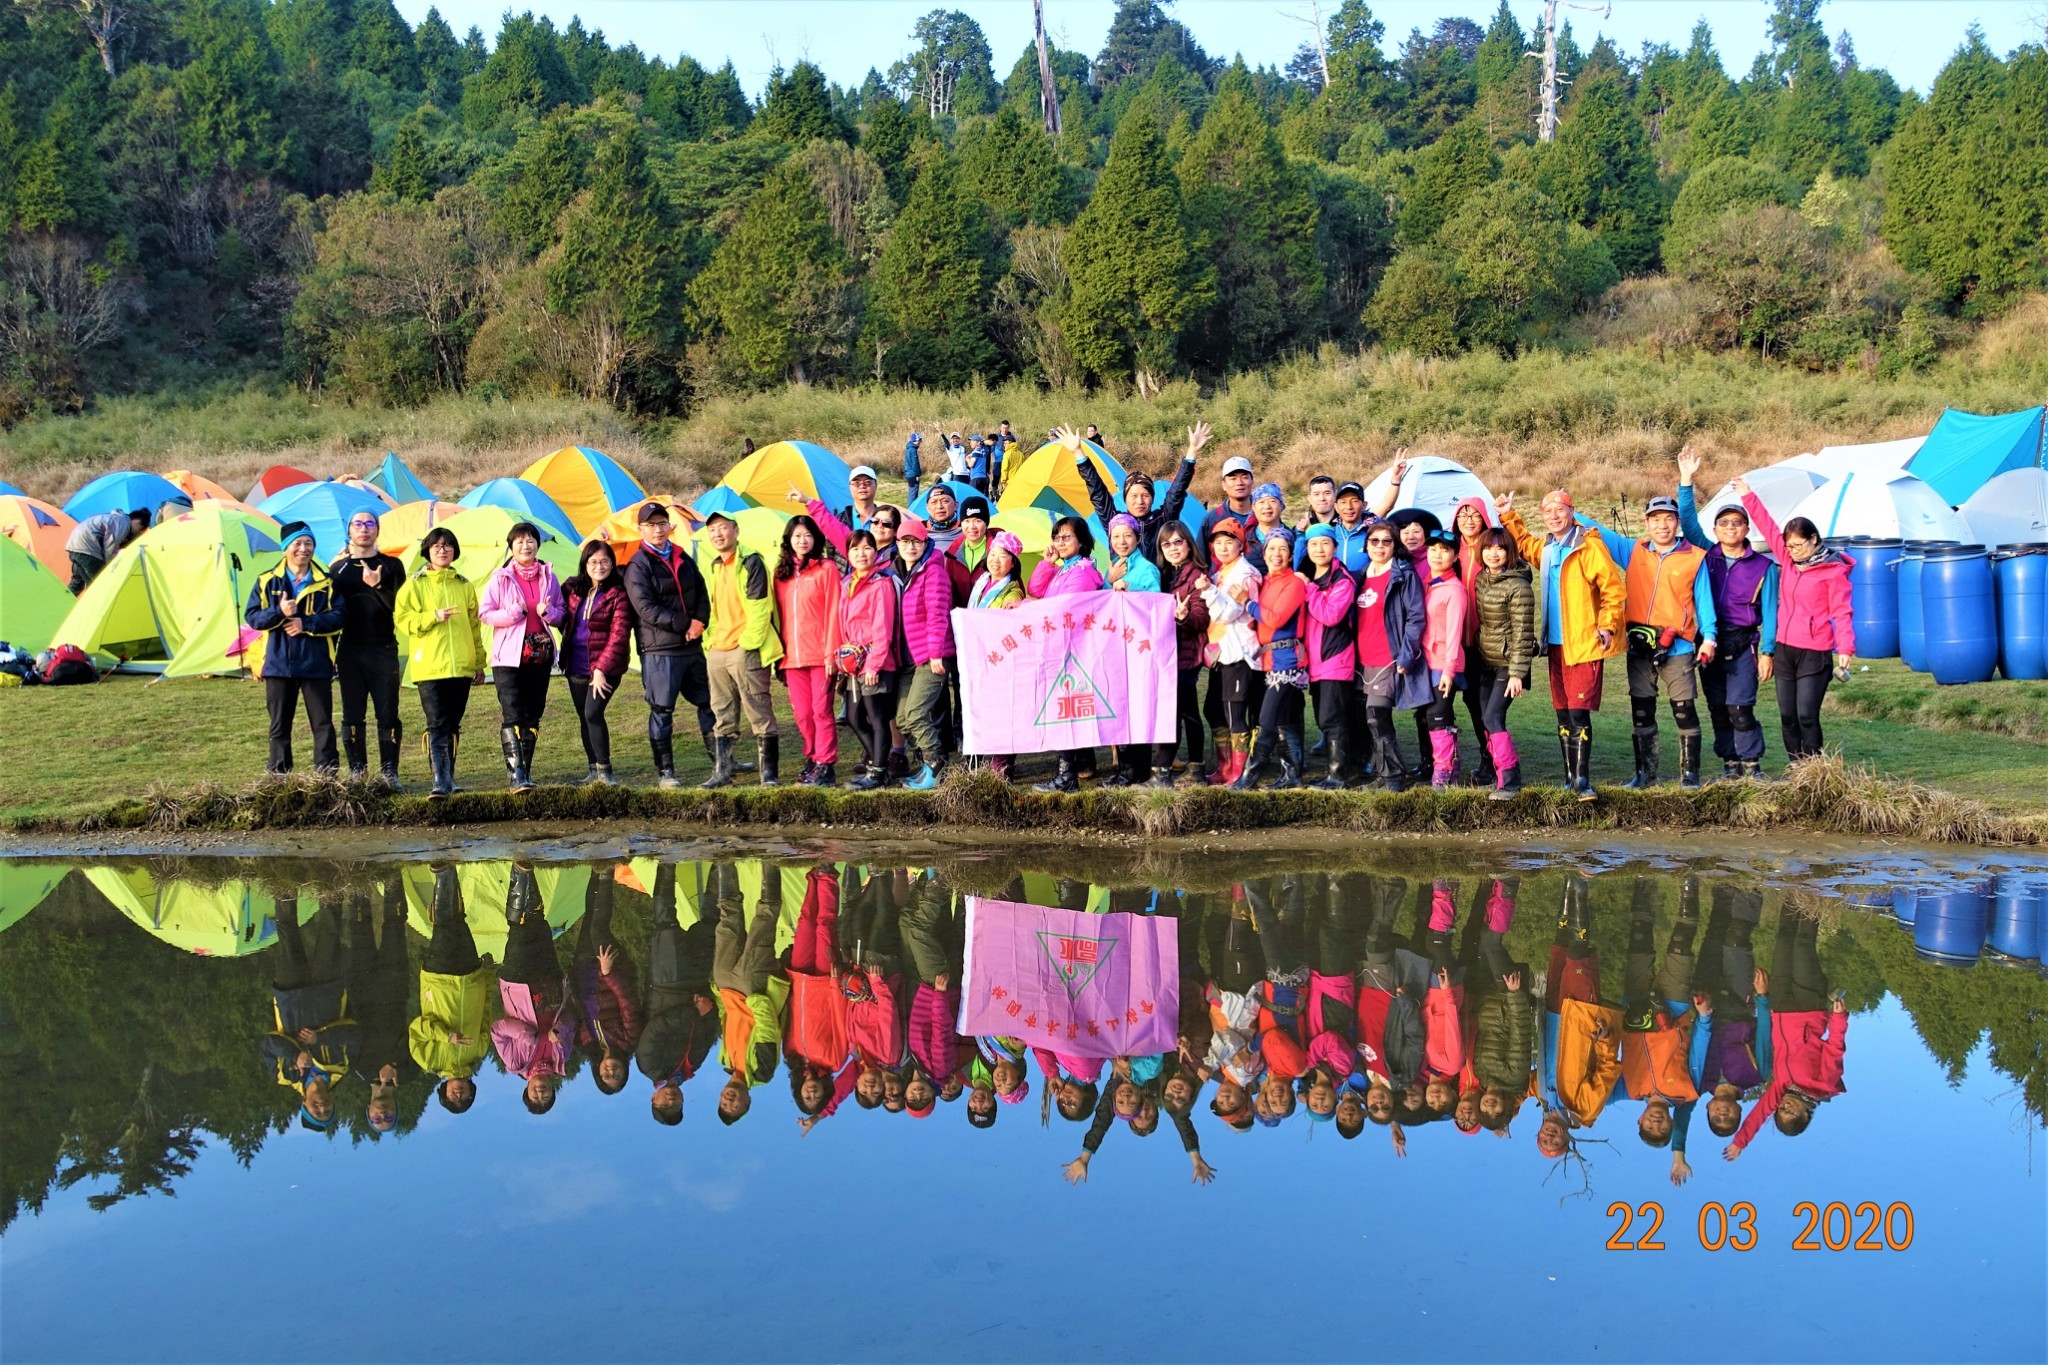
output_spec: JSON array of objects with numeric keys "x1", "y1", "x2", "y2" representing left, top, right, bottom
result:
[
  {"x1": 1731, "y1": 1007, "x2": 1848, "y2": 1152},
  {"x1": 1303, "y1": 566, "x2": 1358, "y2": 682},
  {"x1": 1032, "y1": 1047, "x2": 1105, "y2": 1084},
  {"x1": 1744, "y1": 491, "x2": 1855, "y2": 655},
  {"x1": 479, "y1": 562, "x2": 566, "y2": 668},
  {"x1": 838, "y1": 569, "x2": 898, "y2": 674},
  {"x1": 1422, "y1": 572, "x2": 1469, "y2": 675},
  {"x1": 1028, "y1": 555, "x2": 1106, "y2": 598},
  {"x1": 491, "y1": 980, "x2": 574, "y2": 1080},
  {"x1": 896, "y1": 542, "x2": 957, "y2": 666},
  {"x1": 908, "y1": 982, "x2": 964, "y2": 1082}
]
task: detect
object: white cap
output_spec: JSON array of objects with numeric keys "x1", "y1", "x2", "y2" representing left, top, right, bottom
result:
[
  {"x1": 1221, "y1": 456, "x2": 1253, "y2": 476},
  {"x1": 850, "y1": 465, "x2": 878, "y2": 482}
]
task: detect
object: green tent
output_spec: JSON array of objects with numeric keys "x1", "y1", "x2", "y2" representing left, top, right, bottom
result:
[
  {"x1": 0, "y1": 861, "x2": 70, "y2": 936},
  {"x1": 0, "y1": 533, "x2": 74, "y2": 653},
  {"x1": 399, "y1": 861, "x2": 594, "y2": 963},
  {"x1": 85, "y1": 866, "x2": 317, "y2": 957}
]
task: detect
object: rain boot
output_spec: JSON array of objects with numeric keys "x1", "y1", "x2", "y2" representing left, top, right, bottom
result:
[
  {"x1": 1376, "y1": 727, "x2": 1408, "y2": 793},
  {"x1": 378, "y1": 722, "x2": 403, "y2": 790},
  {"x1": 812, "y1": 762, "x2": 837, "y2": 788},
  {"x1": 1487, "y1": 731, "x2": 1522, "y2": 801},
  {"x1": 904, "y1": 759, "x2": 940, "y2": 790},
  {"x1": 427, "y1": 734, "x2": 454, "y2": 799},
  {"x1": 1557, "y1": 726, "x2": 1576, "y2": 792},
  {"x1": 1313, "y1": 729, "x2": 1349, "y2": 790},
  {"x1": 758, "y1": 735, "x2": 780, "y2": 787},
  {"x1": 1739, "y1": 759, "x2": 1764, "y2": 781},
  {"x1": 1678, "y1": 732, "x2": 1702, "y2": 789},
  {"x1": 1429, "y1": 727, "x2": 1460, "y2": 789},
  {"x1": 991, "y1": 755, "x2": 1014, "y2": 784},
  {"x1": 1571, "y1": 730, "x2": 1598, "y2": 802},
  {"x1": 1230, "y1": 728, "x2": 1274, "y2": 790},
  {"x1": 700, "y1": 736, "x2": 735, "y2": 789},
  {"x1": 591, "y1": 763, "x2": 616, "y2": 786},
  {"x1": 1033, "y1": 755, "x2": 1079, "y2": 794},
  {"x1": 1409, "y1": 711, "x2": 1430, "y2": 782},
  {"x1": 653, "y1": 736, "x2": 681, "y2": 790},
  {"x1": 343, "y1": 722, "x2": 369, "y2": 781},
  {"x1": 1470, "y1": 739, "x2": 1495, "y2": 789},
  {"x1": 517, "y1": 727, "x2": 540, "y2": 790},
  {"x1": 1623, "y1": 732, "x2": 1659, "y2": 790},
  {"x1": 1147, "y1": 764, "x2": 1175, "y2": 787},
  {"x1": 1722, "y1": 759, "x2": 1743, "y2": 782},
  {"x1": 1206, "y1": 734, "x2": 1234, "y2": 786},
  {"x1": 1270, "y1": 729, "x2": 1304, "y2": 791},
  {"x1": 500, "y1": 726, "x2": 527, "y2": 792}
]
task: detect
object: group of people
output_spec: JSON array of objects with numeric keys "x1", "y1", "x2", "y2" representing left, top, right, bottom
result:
[
  {"x1": 230, "y1": 430, "x2": 1859, "y2": 798},
  {"x1": 900, "y1": 419, "x2": 1037, "y2": 502},
  {"x1": 257, "y1": 861, "x2": 1844, "y2": 1183}
]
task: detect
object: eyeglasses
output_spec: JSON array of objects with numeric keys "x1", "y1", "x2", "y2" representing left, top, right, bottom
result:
[
  {"x1": 1367, "y1": 536, "x2": 1395, "y2": 547},
  {"x1": 349, "y1": 516, "x2": 379, "y2": 527}
]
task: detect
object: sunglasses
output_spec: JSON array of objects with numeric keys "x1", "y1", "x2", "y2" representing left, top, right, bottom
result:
[
  {"x1": 1367, "y1": 536, "x2": 1395, "y2": 546},
  {"x1": 872, "y1": 519, "x2": 896, "y2": 530}
]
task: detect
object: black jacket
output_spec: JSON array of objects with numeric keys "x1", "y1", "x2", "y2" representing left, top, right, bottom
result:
[
  {"x1": 328, "y1": 552, "x2": 405, "y2": 658},
  {"x1": 623, "y1": 542, "x2": 710, "y2": 657},
  {"x1": 1077, "y1": 452, "x2": 1198, "y2": 560}
]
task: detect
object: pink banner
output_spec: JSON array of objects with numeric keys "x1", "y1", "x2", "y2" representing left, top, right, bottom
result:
[
  {"x1": 951, "y1": 589, "x2": 1176, "y2": 755},
  {"x1": 957, "y1": 897, "x2": 1179, "y2": 1058}
]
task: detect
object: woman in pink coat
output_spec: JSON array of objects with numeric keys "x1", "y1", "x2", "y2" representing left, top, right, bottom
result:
[
  {"x1": 1734, "y1": 479, "x2": 1855, "y2": 761},
  {"x1": 838, "y1": 529, "x2": 901, "y2": 791},
  {"x1": 1419, "y1": 530, "x2": 1472, "y2": 787},
  {"x1": 478, "y1": 521, "x2": 565, "y2": 792}
]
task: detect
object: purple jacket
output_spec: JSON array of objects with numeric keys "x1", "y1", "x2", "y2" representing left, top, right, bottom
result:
[
  {"x1": 1702, "y1": 1015, "x2": 1766, "y2": 1093},
  {"x1": 479, "y1": 563, "x2": 566, "y2": 668},
  {"x1": 893, "y1": 541, "x2": 957, "y2": 666}
]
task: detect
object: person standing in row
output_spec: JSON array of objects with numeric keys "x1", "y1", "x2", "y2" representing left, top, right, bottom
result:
[
  {"x1": 1676, "y1": 449, "x2": 1780, "y2": 780},
  {"x1": 1733, "y1": 477, "x2": 1854, "y2": 765},
  {"x1": 623, "y1": 502, "x2": 711, "y2": 790},
  {"x1": 892, "y1": 515, "x2": 956, "y2": 790},
  {"x1": 1599, "y1": 495, "x2": 1718, "y2": 790},
  {"x1": 1419, "y1": 530, "x2": 1471, "y2": 788},
  {"x1": 1072, "y1": 421, "x2": 1210, "y2": 559},
  {"x1": 1468, "y1": 529, "x2": 1535, "y2": 799},
  {"x1": 839, "y1": 529, "x2": 900, "y2": 791},
  {"x1": 395, "y1": 528, "x2": 484, "y2": 798},
  {"x1": 329, "y1": 508, "x2": 406, "y2": 788},
  {"x1": 1300, "y1": 523, "x2": 1358, "y2": 789},
  {"x1": 775, "y1": 514, "x2": 843, "y2": 787},
  {"x1": 245, "y1": 520, "x2": 345, "y2": 776},
  {"x1": 1028, "y1": 515, "x2": 1108, "y2": 794},
  {"x1": 1154, "y1": 523, "x2": 1211, "y2": 787},
  {"x1": 479, "y1": 522, "x2": 565, "y2": 794},
  {"x1": 559, "y1": 541, "x2": 633, "y2": 787},
  {"x1": 64, "y1": 506, "x2": 149, "y2": 594},
  {"x1": 697, "y1": 510, "x2": 783, "y2": 788},
  {"x1": 1233, "y1": 530, "x2": 1309, "y2": 790}
]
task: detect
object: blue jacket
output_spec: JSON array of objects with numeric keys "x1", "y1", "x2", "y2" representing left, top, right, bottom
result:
[
  {"x1": 1677, "y1": 485, "x2": 1780, "y2": 654},
  {"x1": 245, "y1": 560, "x2": 346, "y2": 680},
  {"x1": 903, "y1": 434, "x2": 922, "y2": 479},
  {"x1": 1295, "y1": 514, "x2": 1377, "y2": 573},
  {"x1": 1360, "y1": 557, "x2": 1433, "y2": 711}
]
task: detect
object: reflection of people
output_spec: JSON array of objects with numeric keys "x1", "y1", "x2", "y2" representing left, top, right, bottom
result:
[
  {"x1": 1618, "y1": 877, "x2": 1708, "y2": 1184},
  {"x1": 901, "y1": 873, "x2": 966, "y2": 1115},
  {"x1": 573, "y1": 874, "x2": 640, "y2": 1096},
  {"x1": 261, "y1": 895, "x2": 359, "y2": 1131},
  {"x1": 636, "y1": 865, "x2": 720, "y2": 1126},
  {"x1": 346, "y1": 880, "x2": 417, "y2": 1134},
  {"x1": 1542, "y1": 876, "x2": 1622, "y2": 1153},
  {"x1": 1726, "y1": 910, "x2": 1847, "y2": 1159},
  {"x1": 712, "y1": 863, "x2": 789, "y2": 1125},
  {"x1": 410, "y1": 865, "x2": 493, "y2": 1114},
  {"x1": 491, "y1": 863, "x2": 578, "y2": 1114},
  {"x1": 840, "y1": 868, "x2": 910, "y2": 1113},
  {"x1": 1696, "y1": 885, "x2": 1769, "y2": 1141}
]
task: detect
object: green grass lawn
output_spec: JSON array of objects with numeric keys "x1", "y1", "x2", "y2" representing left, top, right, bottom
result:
[{"x1": 2, "y1": 656, "x2": 2043, "y2": 825}]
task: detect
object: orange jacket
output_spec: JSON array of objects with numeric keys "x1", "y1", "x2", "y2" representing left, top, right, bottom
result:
[
  {"x1": 1624, "y1": 540, "x2": 1708, "y2": 643},
  {"x1": 1556, "y1": 998, "x2": 1624, "y2": 1125},
  {"x1": 1621, "y1": 1008, "x2": 1701, "y2": 1101}
]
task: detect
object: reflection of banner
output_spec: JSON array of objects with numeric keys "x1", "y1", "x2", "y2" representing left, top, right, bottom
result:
[
  {"x1": 952, "y1": 590, "x2": 1175, "y2": 755},
  {"x1": 957, "y1": 896, "x2": 1177, "y2": 1057}
]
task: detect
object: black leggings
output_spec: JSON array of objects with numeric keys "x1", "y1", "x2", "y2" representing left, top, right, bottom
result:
[
  {"x1": 565, "y1": 674, "x2": 615, "y2": 767},
  {"x1": 1155, "y1": 665, "x2": 1204, "y2": 769},
  {"x1": 1204, "y1": 661, "x2": 1259, "y2": 735},
  {"x1": 1769, "y1": 908, "x2": 1829, "y2": 1012},
  {"x1": 493, "y1": 662, "x2": 550, "y2": 728},
  {"x1": 1467, "y1": 659, "x2": 1515, "y2": 734},
  {"x1": 1418, "y1": 691, "x2": 1458, "y2": 732},
  {"x1": 854, "y1": 675, "x2": 897, "y2": 771},
  {"x1": 1774, "y1": 643, "x2": 1833, "y2": 760},
  {"x1": 418, "y1": 677, "x2": 472, "y2": 740},
  {"x1": 1312, "y1": 679, "x2": 1349, "y2": 748},
  {"x1": 1255, "y1": 677, "x2": 1305, "y2": 739}
]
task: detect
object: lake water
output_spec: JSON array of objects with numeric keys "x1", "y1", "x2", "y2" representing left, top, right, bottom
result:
[{"x1": 2, "y1": 841, "x2": 2044, "y2": 1365}]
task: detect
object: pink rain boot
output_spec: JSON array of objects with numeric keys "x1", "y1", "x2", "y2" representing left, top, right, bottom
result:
[
  {"x1": 1487, "y1": 731, "x2": 1523, "y2": 800},
  {"x1": 1429, "y1": 728, "x2": 1460, "y2": 789}
]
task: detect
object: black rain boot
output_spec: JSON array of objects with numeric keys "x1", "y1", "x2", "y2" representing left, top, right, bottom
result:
[
  {"x1": 1102, "y1": 746, "x2": 1133, "y2": 788},
  {"x1": 1147, "y1": 764, "x2": 1175, "y2": 787},
  {"x1": 1571, "y1": 731, "x2": 1598, "y2": 802},
  {"x1": 700, "y1": 736, "x2": 736, "y2": 789},
  {"x1": 1678, "y1": 732, "x2": 1702, "y2": 789},
  {"x1": 1313, "y1": 730, "x2": 1348, "y2": 790},
  {"x1": 517, "y1": 727, "x2": 540, "y2": 790},
  {"x1": 812, "y1": 762, "x2": 837, "y2": 788},
  {"x1": 428, "y1": 734, "x2": 454, "y2": 799},
  {"x1": 1308, "y1": 732, "x2": 1328, "y2": 760},
  {"x1": 1622, "y1": 732, "x2": 1658, "y2": 790},
  {"x1": 653, "y1": 736, "x2": 680, "y2": 789},
  {"x1": 1557, "y1": 726, "x2": 1576, "y2": 792},
  {"x1": 758, "y1": 735, "x2": 780, "y2": 787},
  {"x1": 343, "y1": 722, "x2": 369, "y2": 781},
  {"x1": 1231, "y1": 728, "x2": 1276, "y2": 791},
  {"x1": 1722, "y1": 759, "x2": 1743, "y2": 781},
  {"x1": 378, "y1": 723, "x2": 403, "y2": 790},
  {"x1": 1740, "y1": 759, "x2": 1764, "y2": 781},
  {"x1": 1491, "y1": 762, "x2": 1523, "y2": 800},
  {"x1": 1376, "y1": 731, "x2": 1408, "y2": 793},
  {"x1": 500, "y1": 727, "x2": 524, "y2": 791},
  {"x1": 1033, "y1": 755, "x2": 1079, "y2": 794},
  {"x1": 1471, "y1": 742, "x2": 1495, "y2": 790},
  {"x1": 1409, "y1": 711, "x2": 1430, "y2": 781},
  {"x1": 1270, "y1": 729, "x2": 1304, "y2": 790}
]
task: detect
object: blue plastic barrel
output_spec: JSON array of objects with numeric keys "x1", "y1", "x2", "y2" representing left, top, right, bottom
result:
[
  {"x1": 1844, "y1": 537, "x2": 1902, "y2": 659},
  {"x1": 1890, "y1": 887, "x2": 1920, "y2": 926},
  {"x1": 1992, "y1": 545, "x2": 2048, "y2": 680},
  {"x1": 1988, "y1": 876, "x2": 2044, "y2": 961},
  {"x1": 1920, "y1": 545, "x2": 1998, "y2": 685},
  {"x1": 1913, "y1": 885, "x2": 1989, "y2": 963},
  {"x1": 1897, "y1": 542, "x2": 1947, "y2": 672}
]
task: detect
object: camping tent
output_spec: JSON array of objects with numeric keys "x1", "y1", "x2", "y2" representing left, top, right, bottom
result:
[
  {"x1": 0, "y1": 479, "x2": 23, "y2": 497},
  {"x1": 1906, "y1": 406, "x2": 2045, "y2": 505},
  {"x1": 399, "y1": 862, "x2": 593, "y2": 964},
  {"x1": 337, "y1": 478, "x2": 397, "y2": 507},
  {"x1": 62, "y1": 470, "x2": 184, "y2": 522},
  {"x1": 0, "y1": 861, "x2": 69, "y2": 937},
  {"x1": 456, "y1": 477, "x2": 578, "y2": 540},
  {"x1": 1793, "y1": 438, "x2": 1926, "y2": 481},
  {"x1": 86, "y1": 866, "x2": 316, "y2": 957},
  {"x1": 0, "y1": 493, "x2": 73, "y2": 577},
  {"x1": 718, "y1": 441, "x2": 853, "y2": 514},
  {"x1": 996, "y1": 439, "x2": 1125, "y2": 520},
  {"x1": 245, "y1": 464, "x2": 316, "y2": 504},
  {"x1": 588, "y1": 495, "x2": 700, "y2": 563},
  {"x1": 257, "y1": 480, "x2": 395, "y2": 562},
  {"x1": 0, "y1": 535, "x2": 77, "y2": 652},
  {"x1": 1696, "y1": 467, "x2": 1825, "y2": 541},
  {"x1": 1788, "y1": 468, "x2": 1972, "y2": 542},
  {"x1": 51, "y1": 502, "x2": 282, "y2": 676},
  {"x1": 1958, "y1": 467, "x2": 2048, "y2": 547},
  {"x1": 161, "y1": 470, "x2": 245, "y2": 505},
  {"x1": 374, "y1": 499, "x2": 462, "y2": 556},
  {"x1": 1361, "y1": 455, "x2": 1496, "y2": 526},
  {"x1": 689, "y1": 485, "x2": 747, "y2": 520},
  {"x1": 520, "y1": 446, "x2": 646, "y2": 536},
  {"x1": 396, "y1": 504, "x2": 578, "y2": 584},
  {"x1": 689, "y1": 506, "x2": 788, "y2": 564},
  {"x1": 365, "y1": 452, "x2": 435, "y2": 504}
]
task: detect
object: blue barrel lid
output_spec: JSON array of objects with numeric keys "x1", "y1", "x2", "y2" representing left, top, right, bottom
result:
[
  {"x1": 1901, "y1": 539, "x2": 1959, "y2": 550},
  {"x1": 1991, "y1": 543, "x2": 2048, "y2": 556},
  {"x1": 1922, "y1": 542, "x2": 1988, "y2": 561}
]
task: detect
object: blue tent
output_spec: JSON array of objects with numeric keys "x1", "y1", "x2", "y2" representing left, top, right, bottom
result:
[
  {"x1": 257, "y1": 480, "x2": 394, "y2": 562},
  {"x1": 457, "y1": 477, "x2": 577, "y2": 538},
  {"x1": 909, "y1": 479, "x2": 981, "y2": 519},
  {"x1": 365, "y1": 452, "x2": 435, "y2": 504},
  {"x1": 1906, "y1": 406, "x2": 2045, "y2": 505},
  {"x1": 63, "y1": 471, "x2": 184, "y2": 522},
  {"x1": 689, "y1": 485, "x2": 750, "y2": 519},
  {"x1": 0, "y1": 480, "x2": 24, "y2": 497}
]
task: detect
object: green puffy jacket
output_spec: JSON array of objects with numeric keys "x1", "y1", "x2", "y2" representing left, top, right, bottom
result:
[
  {"x1": 394, "y1": 566, "x2": 486, "y2": 682},
  {"x1": 1472, "y1": 979, "x2": 1538, "y2": 1095},
  {"x1": 1472, "y1": 564, "x2": 1536, "y2": 683}
]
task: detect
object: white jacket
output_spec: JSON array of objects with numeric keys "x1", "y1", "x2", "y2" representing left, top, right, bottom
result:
[{"x1": 1201, "y1": 557, "x2": 1264, "y2": 666}]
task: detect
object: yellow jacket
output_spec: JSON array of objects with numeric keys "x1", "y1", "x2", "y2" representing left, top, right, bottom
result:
[{"x1": 1501, "y1": 509, "x2": 1626, "y2": 667}]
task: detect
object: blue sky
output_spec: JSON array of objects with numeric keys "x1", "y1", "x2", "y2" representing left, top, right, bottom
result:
[{"x1": 397, "y1": 0, "x2": 2048, "y2": 101}]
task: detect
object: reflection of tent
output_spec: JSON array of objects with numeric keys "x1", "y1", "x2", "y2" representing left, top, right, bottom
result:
[
  {"x1": 718, "y1": 441, "x2": 852, "y2": 513},
  {"x1": 86, "y1": 866, "x2": 316, "y2": 957},
  {"x1": 374, "y1": 499, "x2": 462, "y2": 556},
  {"x1": 399, "y1": 862, "x2": 593, "y2": 963},
  {"x1": 365, "y1": 452, "x2": 435, "y2": 504},
  {"x1": 52, "y1": 503, "x2": 282, "y2": 675},
  {"x1": 1697, "y1": 467, "x2": 1825, "y2": 543},
  {"x1": 1362, "y1": 455, "x2": 1496, "y2": 526},
  {"x1": 0, "y1": 493, "x2": 73, "y2": 577},
  {"x1": 1958, "y1": 468, "x2": 2048, "y2": 547},
  {"x1": 588, "y1": 496, "x2": 700, "y2": 563},
  {"x1": 520, "y1": 446, "x2": 646, "y2": 536},
  {"x1": 62, "y1": 470, "x2": 184, "y2": 521},
  {"x1": 1789, "y1": 468, "x2": 1972, "y2": 542},
  {"x1": 996, "y1": 439, "x2": 1124, "y2": 520},
  {"x1": 397, "y1": 504, "x2": 578, "y2": 585},
  {"x1": 0, "y1": 861, "x2": 69, "y2": 936},
  {"x1": 457, "y1": 478, "x2": 577, "y2": 540},
  {"x1": 690, "y1": 507, "x2": 789, "y2": 563},
  {"x1": 246, "y1": 464, "x2": 316, "y2": 504},
  {"x1": 1905, "y1": 406, "x2": 2045, "y2": 504},
  {"x1": 910, "y1": 479, "x2": 980, "y2": 519},
  {"x1": 257, "y1": 480, "x2": 394, "y2": 561},
  {"x1": 0, "y1": 535, "x2": 76, "y2": 651}
]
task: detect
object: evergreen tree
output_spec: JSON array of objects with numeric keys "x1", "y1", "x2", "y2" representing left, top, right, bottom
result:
[
  {"x1": 1061, "y1": 109, "x2": 1211, "y2": 380},
  {"x1": 692, "y1": 62, "x2": 752, "y2": 138},
  {"x1": 1763, "y1": 0, "x2": 1854, "y2": 179},
  {"x1": 265, "y1": 0, "x2": 350, "y2": 78},
  {"x1": 460, "y1": 14, "x2": 583, "y2": 138},
  {"x1": 889, "y1": 9, "x2": 998, "y2": 118},
  {"x1": 867, "y1": 155, "x2": 996, "y2": 386},
  {"x1": 1364, "y1": 248, "x2": 1462, "y2": 355},
  {"x1": 370, "y1": 114, "x2": 433, "y2": 202},
  {"x1": 492, "y1": 111, "x2": 590, "y2": 257},
  {"x1": 1841, "y1": 65, "x2": 1903, "y2": 155},
  {"x1": 1437, "y1": 179, "x2": 1610, "y2": 352},
  {"x1": 957, "y1": 103, "x2": 1072, "y2": 227},
  {"x1": 174, "y1": 0, "x2": 288, "y2": 175},
  {"x1": 1663, "y1": 155, "x2": 1799, "y2": 268},
  {"x1": 1537, "y1": 67, "x2": 1665, "y2": 274},
  {"x1": 1398, "y1": 115, "x2": 1498, "y2": 244},
  {"x1": 688, "y1": 159, "x2": 857, "y2": 385},
  {"x1": 1385, "y1": 22, "x2": 1476, "y2": 148},
  {"x1": 756, "y1": 61, "x2": 851, "y2": 144},
  {"x1": 414, "y1": 8, "x2": 468, "y2": 110},
  {"x1": 862, "y1": 94, "x2": 929, "y2": 203},
  {"x1": 350, "y1": 0, "x2": 421, "y2": 91},
  {"x1": 1471, "y1": 0, "x2": 1535, "y2": 143},
  {"x1": 1177, "y1": 64, "x2": 1323, "y2": 371},
  {"x1": 1096, "y1": 0, "x2": 1215, "y2": 89},
  {"x1": 1686, "y1": 79, "x2": 1764, "y2": 164}
]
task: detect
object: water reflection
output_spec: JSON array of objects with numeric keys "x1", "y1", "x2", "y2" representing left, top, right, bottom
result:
[{"x1": 3, "y1": 852, "x2": 2043, "y2": 1229}]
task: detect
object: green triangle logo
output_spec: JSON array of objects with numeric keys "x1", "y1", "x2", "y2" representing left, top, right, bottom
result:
[
  {"x1": 1035, "y1": 930, "x2": 1119, "y2": 1001},
  {"x1": 1032, "y1": 650, "x2": 1119, "y2": 728}
]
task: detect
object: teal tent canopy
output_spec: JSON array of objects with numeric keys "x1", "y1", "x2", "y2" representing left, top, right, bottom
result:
[
  {"x1": 1907, "y1": 407, "x2": 2045, "y2": 504},
  {"x1": 365, "y1": 452, "x2": 435, "y2": 504}
]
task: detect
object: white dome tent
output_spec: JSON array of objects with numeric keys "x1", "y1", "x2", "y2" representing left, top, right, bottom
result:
[
  {"x1": 1957, "y1": 467, "x2": 2048, "y2": 547},
  {"x1": 1697, "y1": 467, "x2": 1824, "y2": 545},
  {"x1": 1791, "y1": 437, "x2": 1927, "y2": 481},
  {"x1": 1787, "y1": 468, "x2": 1972, "y2": 543},
  {"x1": 1361, "y1": 455, "x2": 1497, "y2": 527}
]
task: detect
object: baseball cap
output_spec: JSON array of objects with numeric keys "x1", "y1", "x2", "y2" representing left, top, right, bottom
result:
[
  {"x1": 704, "y1": 510, "x2": 737, "y2": 527},
  {"x1": 1336, "y1": 481, "x2": 1366, "y2": 500},
  {"x1": 894, "y1": 514, "x2": 929, "y2": 541},
  {"x1": 1221, "y1": 456, "x2": 1253, "y2": 477},
  {"x1": 1645, "y1": 495, "x2": 1681, "y2": 517},
  {"x1": 1208, "y1": 517, "x2": 1246, "y2": 543},
  {"x1": 1303, "y1": 522, "x2": 1338, "y2": 543},
  {"x1": 635, "y1": 500, "x2": 671, "y2": 523},
  {"x1": 850, "y1": 465, "x2": 878, "y2": 482}
]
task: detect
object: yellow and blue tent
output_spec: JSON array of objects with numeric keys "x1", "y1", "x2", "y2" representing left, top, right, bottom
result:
[
  {"x1": 995, "y1": 438, "x2": 1125, "y2": 521},
  {"x1": 396, "y1": 504, "x2": 580, "y2": 585},
  {"x1": 374, "y1": 499, "x2": 462, "y2": 556},
  {"x1": 257, "y1": 480, "x2": 395, "y2": 561},
  {"x1": 520, "y1": 446, "x2": 647, "y2": 536},
  {"x1": 717, "y1": 441, "x2": 852, "y2": 512}
]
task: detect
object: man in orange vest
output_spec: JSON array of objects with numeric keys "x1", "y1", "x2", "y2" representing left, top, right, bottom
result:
[{"x1": 1612, "y1": 496, "x2": 1719, "y2": 788}]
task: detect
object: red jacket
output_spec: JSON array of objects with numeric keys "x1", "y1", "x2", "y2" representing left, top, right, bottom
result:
[
  {"x1": 1731, "y1": 1006, "x2": 1848, "y2": 1152},
  {"x1": 1164, "y1": 559, "x2": 1211, "y2": 671},
  {"x1": 562, "y1": 581, "x2": 633, "y2": 680},
  {"x1": 775, "y1": 558, "x2": 842, "y2": 669}
]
